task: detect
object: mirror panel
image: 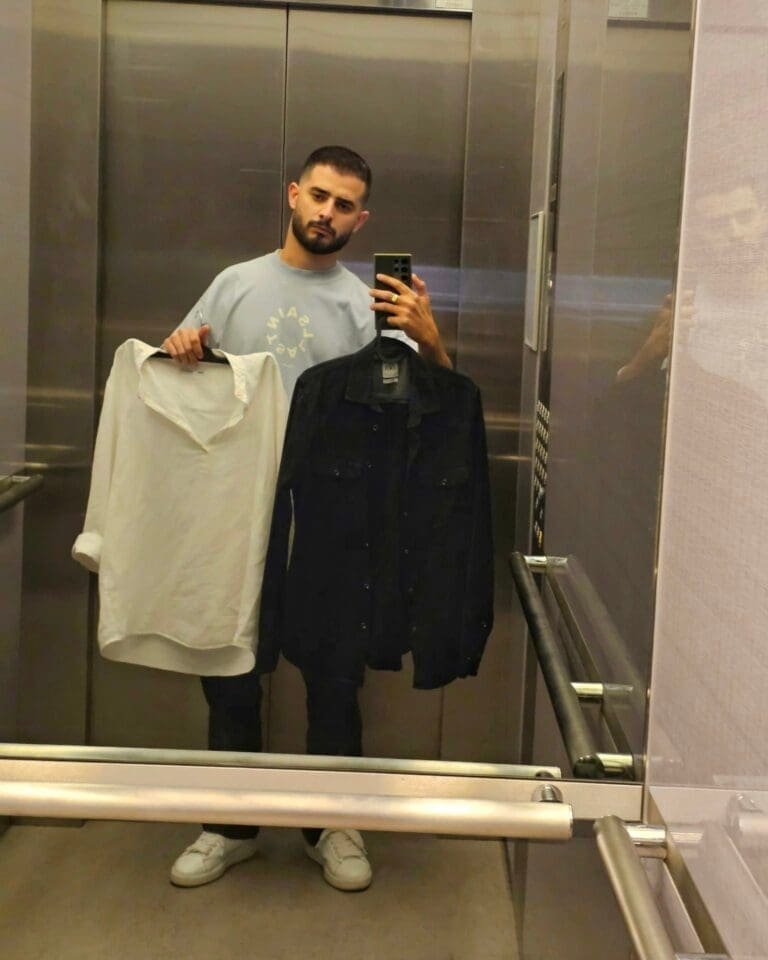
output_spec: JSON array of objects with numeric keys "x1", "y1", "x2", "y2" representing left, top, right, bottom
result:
[{"x1": 2, "y1": 0, "x2": 693, "y2": 788}]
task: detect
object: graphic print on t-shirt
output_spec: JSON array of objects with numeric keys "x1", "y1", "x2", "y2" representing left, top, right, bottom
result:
[{"x1": 266, "y1": 306, "x2": 315, "y2": 368}]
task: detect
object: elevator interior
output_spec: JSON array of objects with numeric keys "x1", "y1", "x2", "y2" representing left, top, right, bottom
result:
[
  {"x1": 0, "y1": 0, "x2": 703, "y2": 957},
  {"x1": 10, "y1": 0, "x2": 692, "y2": 773}
]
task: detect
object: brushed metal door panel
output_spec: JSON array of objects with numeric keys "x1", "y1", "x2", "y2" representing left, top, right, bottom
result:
[
  {"x1": 0, "y1": 0, "x2": 32, "y2": 745},
  {"x1": 442, "y1": 0, "x2": 540, "y2": 763},
  {"x1": 91, "y1": 0, "x2": 286, "y2": 749},
  {"x1": 19, "y1": 0, "x2": 102, "y2": 746},
  {"x1": 98, "y1": 0, "x2": 287, "y2": 381}
]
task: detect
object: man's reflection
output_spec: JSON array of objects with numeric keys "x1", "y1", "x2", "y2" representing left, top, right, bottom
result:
[
  {"x1": 695, "y1": 183, "x2": 768, "y2": 259},
  {"x1": 161, "y1": 146, "x2": 450, "y2": 891},
  {"x1": 681, "y1": 182, "x2": 768, "y2": 392},
  {"x1": 612, "y1": 182, "x2": 768, "y2": 403},
  {"x1": 617, "y1": 182, "x2": 768, "y2": 393}
]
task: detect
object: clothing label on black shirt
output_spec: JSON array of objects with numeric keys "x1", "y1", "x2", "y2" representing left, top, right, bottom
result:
[{"x1": 381, "y1": 361, "x2": 399, "y2": 384}]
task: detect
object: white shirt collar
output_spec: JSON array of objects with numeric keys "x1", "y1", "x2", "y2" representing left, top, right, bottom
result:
[
  {"x1": 128, "y1": 338, "x2": 264, "y2": 406},
  {"x1": 126, "y1": 338, "x2": 274, "y2": 450}
]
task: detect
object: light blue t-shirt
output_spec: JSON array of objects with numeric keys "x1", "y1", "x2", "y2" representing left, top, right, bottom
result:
[{"x1": 179, "y1": 251, "x2": 404, "y2": 398}]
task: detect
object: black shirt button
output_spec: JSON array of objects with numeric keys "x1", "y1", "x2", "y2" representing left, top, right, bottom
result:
[
  {"x1": 334, "y1": 468, "x2": 340, "y2": 477},
  {"x1": 440, "y1": 478, "x2": 448, "y2": 486},
  {"x1": 403, "y1": 547, "x2": 409, "y2": 555},
  {"x1": 402, "y1": 511, "x2": 408, "y2": 519},
  {"x1": 363, "y1": 541, "x2": 370, "y2": 549},
  {"x1": 407, "y1": 586, "x2": 414, "y2": 595},
  {"x1": 366, "y1": 461, "x2": 372, "y2": 469},
  {"x1": 480, "y1": 621, "x2": 488, "y2": 629},
  {"x1": 372, "y1": 424, "x2": 379, "y2": 432},
  {"x1": 410, "y1": 625, "x2": 417, "y2": 634},
  {"x1": 363, "y1": 582, "x2": 371, "y2": 591},
  {"x1": 360, "y1": 622, "x2": 368, "y2": 631}
]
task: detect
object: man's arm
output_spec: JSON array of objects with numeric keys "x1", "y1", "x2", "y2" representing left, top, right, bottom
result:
[
  {"x1": 161, "y1": 267, "x2": 237, "y2": 366},
  {"x1": 615, "y1": 293, "x2": 673, "y2": 384},
  {"x1": 369, "y1": 272, "x2": 452, "y2": 368}
]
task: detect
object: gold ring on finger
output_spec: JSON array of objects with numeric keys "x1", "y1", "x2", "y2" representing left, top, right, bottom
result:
[{"x1": 390, "y1": 293, "x2": 399, "y2": 305}]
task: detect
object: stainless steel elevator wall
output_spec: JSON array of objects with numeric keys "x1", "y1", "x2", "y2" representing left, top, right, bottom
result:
[
  {"x1": 541, "y1": 7, "x2": 691, "y2": 754},
  {"x1": 515, "y1": 0, "x2": 692, "y2": 782},
  {"x1": 0, "y1": 0, "x2": 33, "y2": 744},
  {"x1": 512, "y1": 1, "x2": 693, "y2": 956},
  {"x1": 445, "y1": 0, "x2": 540, "y2": 764},
  {"x1": 19, "y1": 0, "x2": 102, "y2": 746},
  {"x1": 97, "y1": 1, "x2": 288, "y2": 371}
]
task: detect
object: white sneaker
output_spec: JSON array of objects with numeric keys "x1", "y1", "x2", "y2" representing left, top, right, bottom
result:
[
  {"x1": 170, "y1": 831, "x2": 258, "y2": 887},
  {"x1": 305, "y1": 828, "x2": 372, "y2": 891}
]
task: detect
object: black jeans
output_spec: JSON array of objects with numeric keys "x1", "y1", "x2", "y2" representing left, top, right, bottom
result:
[{"x1": 201, "y1": 666, "x2": 362, "y2": 843}]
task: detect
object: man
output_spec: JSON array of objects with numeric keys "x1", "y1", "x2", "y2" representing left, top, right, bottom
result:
[{"x1": 162, "y1": 146, "x2": 450, "y2": 891}]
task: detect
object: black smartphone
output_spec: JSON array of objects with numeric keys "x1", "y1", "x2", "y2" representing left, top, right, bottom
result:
[{"x1": 374, "y1": 252, "x2": 412, "y2": 330}]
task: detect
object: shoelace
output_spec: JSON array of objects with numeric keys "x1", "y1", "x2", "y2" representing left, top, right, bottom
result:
[{"x1": 328, "y1": 831, "x2": 366, "y2": 860}]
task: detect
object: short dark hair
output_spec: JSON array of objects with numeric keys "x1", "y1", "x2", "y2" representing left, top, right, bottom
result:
[{"x1": 299, "y1": 145, "x2": 372, "y2": 203}]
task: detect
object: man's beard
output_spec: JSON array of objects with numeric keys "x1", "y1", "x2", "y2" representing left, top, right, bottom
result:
[{"x1": 291, "y1": 214, "x2": 353, "y2": 255}]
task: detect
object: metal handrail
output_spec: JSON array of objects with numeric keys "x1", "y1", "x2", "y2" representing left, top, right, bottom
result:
[
  {"x1": 594, "y1": 816, "x2": 677, "y2": 960},
  {"x1": 509, "y1": 551, "x2": 634, "y2": 778},
  {"x1": 544, "y1": 552, "x2": 645, "y2": 757},
  {"x1": 0, "y1": 474, "x2": 44, "y2": 515},
  {"x1": 0, "y1": 781, "x2": 572, "y2": 840},
  {"x1": 510, "y1": 551, "x2": 600, "y2": 776},
  {"x1": 0, "y1": 742, "x2": 561, "y2": 781}
]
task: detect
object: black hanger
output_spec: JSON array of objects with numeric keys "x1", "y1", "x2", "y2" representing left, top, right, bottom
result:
[{"x1": 152, "y1": 344, "x2": 229, "y2": 365}]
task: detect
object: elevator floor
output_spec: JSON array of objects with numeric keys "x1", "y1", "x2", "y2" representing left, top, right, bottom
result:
[{"x1": 0, "y1": 822, "x2": 517, "y2": 960}]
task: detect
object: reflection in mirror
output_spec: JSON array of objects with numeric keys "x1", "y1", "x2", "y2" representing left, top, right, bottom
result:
[
  {"x1": 4, "y1": 0, "x2": 693, "y2": 778},
  {"x1": 1, "y1": 0, "x2": 695, "y2": 953},
  {"x1": 15, "y1": 1, "x2": 495, "y2": 766},
  {"x1": 2, "y1": 0, "x2": 695, "y2": 917}
]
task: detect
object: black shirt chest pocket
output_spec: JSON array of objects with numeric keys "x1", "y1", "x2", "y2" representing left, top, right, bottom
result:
[
  {"x1": 307, "y1": 458, "x2": 368, "y2": 540},
  {"x1": 416, "y1": 463, "x2": 471, "y2": 529}
]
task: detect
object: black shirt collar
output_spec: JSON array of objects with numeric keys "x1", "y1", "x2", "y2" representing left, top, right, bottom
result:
[{"x1": 344, "y1": 337, "x2": 441, "y2": 425}]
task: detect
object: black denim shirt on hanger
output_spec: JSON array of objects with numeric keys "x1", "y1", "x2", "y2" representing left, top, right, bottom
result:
[{"x1": 257, "y1": 337, "x2": 494, "y2": 689}]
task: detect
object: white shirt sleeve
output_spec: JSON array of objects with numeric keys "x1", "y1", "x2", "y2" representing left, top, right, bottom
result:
[{"x1": 71, "y1": 366, "x2": 121, "y2": 573}]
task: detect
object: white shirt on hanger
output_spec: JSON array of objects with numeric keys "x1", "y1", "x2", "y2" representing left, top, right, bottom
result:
[{"x1": 72, "y1": 339, "x2": 287, "y2": 676}]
